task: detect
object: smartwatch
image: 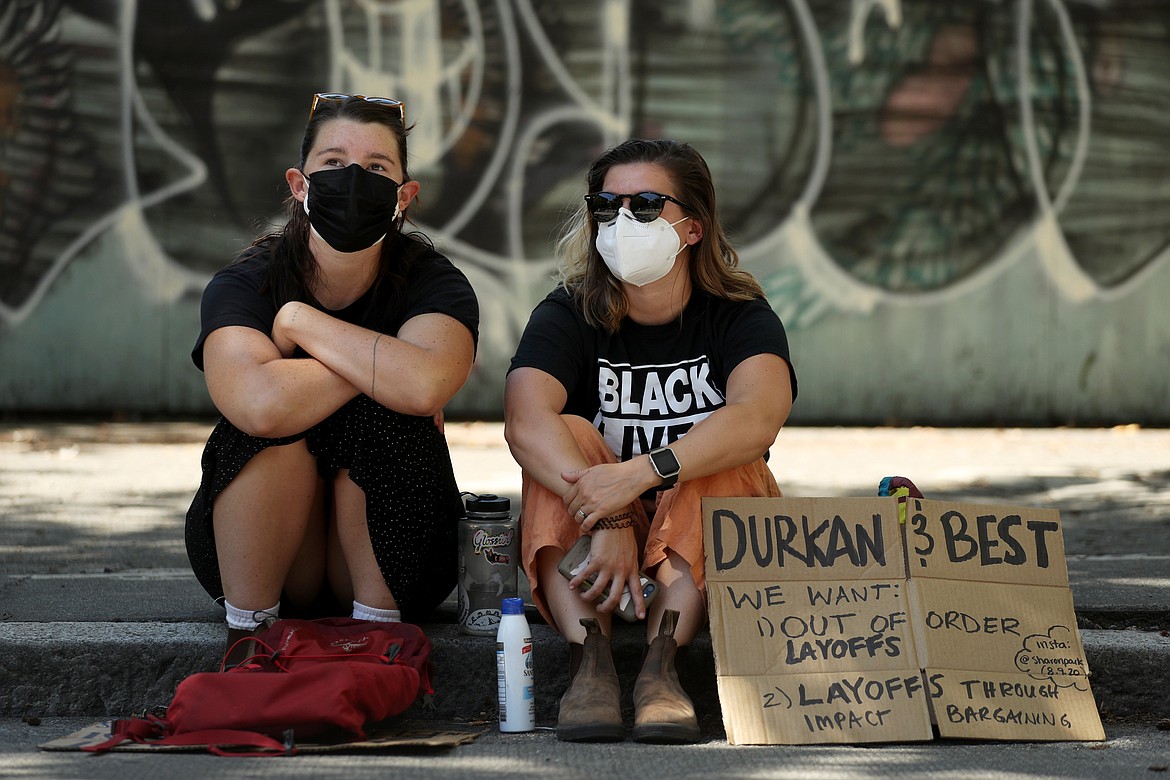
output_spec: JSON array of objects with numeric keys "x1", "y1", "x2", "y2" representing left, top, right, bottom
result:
[{"x1": 648, "y1": 446, "x2": 681, "y2": 489}]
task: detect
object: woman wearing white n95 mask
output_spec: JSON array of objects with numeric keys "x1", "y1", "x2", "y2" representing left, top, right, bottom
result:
[
  {"x1": 505, "y1": 139, "x2": 798, "y2": 743},
  {"x1": 594, "y1": 201, "x2": 690, "y2": 287}
]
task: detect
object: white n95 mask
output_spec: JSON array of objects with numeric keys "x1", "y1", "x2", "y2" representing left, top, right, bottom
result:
[{"x1": 595, "y1": 207, "x2": 689, "y2": 287}]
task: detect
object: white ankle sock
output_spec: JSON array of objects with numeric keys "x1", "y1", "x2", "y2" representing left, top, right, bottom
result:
[
  {"x1": 225, "y1": 600, "x2": 280, "y2": 630},
  {"x1": 352, "y1": 600, "x2": 401, "y2": 622}
]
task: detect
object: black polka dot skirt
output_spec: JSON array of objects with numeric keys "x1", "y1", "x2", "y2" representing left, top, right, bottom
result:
[{"x1": 185, "y1": 395, "x2": 461, "y2": 622}]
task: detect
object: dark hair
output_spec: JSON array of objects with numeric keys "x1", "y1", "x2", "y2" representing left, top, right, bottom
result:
[
  {"x1": 558, "y1": 138, "x2": 764, "y2": 332},
  {"x1": 252, "y1": 96, "x2": 428, "y2": 312}
]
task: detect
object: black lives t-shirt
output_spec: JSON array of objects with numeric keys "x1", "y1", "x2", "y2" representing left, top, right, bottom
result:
[
  {"x1": 509, "y1": 286, "x2": 797, "y2": 461},
  {"x1": 192, "y1": 241, "x2": 479, "y2": 371}
]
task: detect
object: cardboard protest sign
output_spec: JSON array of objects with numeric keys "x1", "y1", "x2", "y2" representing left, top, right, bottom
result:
[
  {"x1": 703, "y1": 496, "x2": 1104, "y2": 745},
  {"x1": 904, "y1": 498, "x2": 1104, "y2": 742},
  {"x1": 705, "y1": 497, "x2": 930, "y2": 744}
]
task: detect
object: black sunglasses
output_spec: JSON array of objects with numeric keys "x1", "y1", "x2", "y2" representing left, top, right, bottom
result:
[
  {"x1": 309, "y1": 92, "x2": 406, "y2": 121},
  {"x1": 584, "y1": 191, "x2": 693, "y2": 224}
]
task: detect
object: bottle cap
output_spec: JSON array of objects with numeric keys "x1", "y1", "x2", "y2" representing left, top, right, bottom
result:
[
  {"x1": 501, "y1": 597, "x2": 525, "y2": 615},
  {"x1": 465, "y1": 493, "x2": 511, "y2": 516}
]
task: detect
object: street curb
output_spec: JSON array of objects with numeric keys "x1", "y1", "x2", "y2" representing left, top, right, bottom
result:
[
  {"x1": 1, "y1": 623, "x2": 1166, "y2": 721},
  {"x1": 1078, "y1": 628, "x2": 1170, "y2": 720}
]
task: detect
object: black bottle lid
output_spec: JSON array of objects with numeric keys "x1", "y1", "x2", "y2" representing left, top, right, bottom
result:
[{"x1": 464, "y1": 493, "x2": 511, "y2": 517}]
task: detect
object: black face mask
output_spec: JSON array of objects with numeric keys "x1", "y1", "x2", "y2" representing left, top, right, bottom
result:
[{"x1": 304, "y1": 163, "x2": 401, "y2": 253}]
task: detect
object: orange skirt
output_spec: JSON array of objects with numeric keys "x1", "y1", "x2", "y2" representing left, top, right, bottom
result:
[{"x1": 519, "y1": 415, "x2": 782, "y2": 628}]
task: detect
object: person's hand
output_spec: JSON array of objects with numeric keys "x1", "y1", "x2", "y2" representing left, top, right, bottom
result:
[
  {"x1": 562, "y1": 461, "x2": 653, "y2": 531},
  {"x1": 569, "y1": 526, "x2": 646, "y2": 620},
  {"x1": 271, "y1": 301, "x2": 304, "y2": 358},
  {"x1": 432, "y1": 408, "x2": 445, "y2": 433}
]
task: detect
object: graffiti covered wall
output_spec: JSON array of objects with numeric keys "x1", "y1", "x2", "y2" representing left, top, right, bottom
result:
[{"x1": 1, "y1": 0, "x2": 1168, "y2": 424}]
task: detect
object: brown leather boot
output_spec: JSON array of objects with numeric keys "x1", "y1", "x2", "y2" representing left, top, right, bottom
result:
[
  {"x1": 222, "y1": 626, "x2": 259, "y2": 671},
  {"x1": 556, "y1": 618, "x2": 623, "y2": 742},
  {"x1": 632, "y1": 609, "x2": 700, "y2": 743},
  {"x1": 221, "y1": 618, "x2": 276, "y2": 671}
]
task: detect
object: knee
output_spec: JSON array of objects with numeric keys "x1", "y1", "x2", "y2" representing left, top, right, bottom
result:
[
  {"x1": 249, "y1": 437, "x2": 315, "y2": 471},
  {"x1": 534, "y1": 545, "x2": 565, "y2": 570},
  {"x1": 653, "y1": 549, "x2": 696, "y2": 588},
  {"x1": 676, "y1": 461, "x2": 769, "y2": 498}
]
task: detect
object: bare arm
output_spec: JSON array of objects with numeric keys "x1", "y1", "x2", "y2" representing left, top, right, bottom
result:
[
  {"x1": 554, "y1": 352, "x2": 791, "y2": 617},
  {"x1": 273, "y1": 301, "x2": 475, "y2": 418},
  {"x1": 503, "y1": 366, "x2": 647, "y2": 617},
  {"x1": 502, "y1": 367, "x2": 590, "y2": 494},
  {"x1": 667, "y1": 352, "x2": 793, "y2": 477},
  {"x1": 203, "y1": 326, "x2": 361, "y2": 438},
  {"x1": 560, "y1": 353, "x2": 794, "y2": 522}
]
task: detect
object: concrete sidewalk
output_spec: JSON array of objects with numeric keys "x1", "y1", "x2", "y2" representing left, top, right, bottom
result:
[{"x1": 1, "y1": 421, "x2": 1168, "y2": 726}]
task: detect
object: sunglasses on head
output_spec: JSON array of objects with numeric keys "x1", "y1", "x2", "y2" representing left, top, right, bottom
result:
[
  {"x1": 584, "y1": 191, "x2": 693, "y2": 224},
  {"x1": 309, "y1": 92, "x2": 406, "y2": 121}
]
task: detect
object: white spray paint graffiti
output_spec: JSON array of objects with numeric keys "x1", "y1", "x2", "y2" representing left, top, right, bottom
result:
[
  {"x1": 1, "y1": 0, "x2": 207, "y2": 327},
  {"x1": 2, "y1": 0, "x2": 1167, "y2": 339}
]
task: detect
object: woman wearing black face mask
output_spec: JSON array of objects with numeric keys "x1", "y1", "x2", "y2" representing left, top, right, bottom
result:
[{"x1": 185, "y1": 94, "x2": 479, "y2": 664}]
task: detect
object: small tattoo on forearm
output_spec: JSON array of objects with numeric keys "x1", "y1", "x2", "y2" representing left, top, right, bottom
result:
[{"x1": 371, "y1": 333, "x2": 383, "y2": 401}]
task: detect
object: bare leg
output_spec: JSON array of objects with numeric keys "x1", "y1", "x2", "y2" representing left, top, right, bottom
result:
[
  {"x1": 325, "y1": 502, "x2": 353, "y2": 606},
  {"x1": 536, "y1": 545, "x2": 610, "y2": 642},
  {"x1": 333, "y1": 470, "x2": 397, "y2": 609},
  {"x1": 281, "y1": 474, "x2": 327, "y2": 610},
  {"x1": 212, "y1": 439, "x2": 324, "y2": 611},
  {"x1": 647, "y1": 549, "x2": 706, "y2": 645}
]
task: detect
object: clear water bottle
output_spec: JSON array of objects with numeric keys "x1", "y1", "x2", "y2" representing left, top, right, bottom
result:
[
  {"x1": 496, "y1": 596, "x2": 535, "y2": 732},
  {"x1": 457, "y1": 493, "x2": 519, "y2": 636}
]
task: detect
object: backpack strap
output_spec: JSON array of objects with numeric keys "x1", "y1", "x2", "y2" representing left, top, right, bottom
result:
[
  {"x1": 81, "y1": 717, "x2": 294, "y2": 757},
  {"x1": 155, "y1": 729, "x2": 295, "y2": 757},
  {"x1": 81, "y1": 717, "x2": 165, "y2": 753}
]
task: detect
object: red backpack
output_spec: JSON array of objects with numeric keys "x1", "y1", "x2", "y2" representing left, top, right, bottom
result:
[{"x1": 86, "y1": 618, "x2": 434, "y2": 756}]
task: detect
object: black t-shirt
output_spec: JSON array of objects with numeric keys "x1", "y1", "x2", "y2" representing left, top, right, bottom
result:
[
  {"x1": 192, "y1": 240, "x2": 479, "y2": 370},
  {"x1": 508, "y1": 286, "x2": 797, "y2": 461}
]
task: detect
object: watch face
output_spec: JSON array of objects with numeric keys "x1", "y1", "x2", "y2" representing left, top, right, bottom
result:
[{"x1": 651, "y1": 447, "x2": 680, "y2": 477}]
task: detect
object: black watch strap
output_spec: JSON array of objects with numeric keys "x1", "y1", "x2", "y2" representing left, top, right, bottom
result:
[{"x1": 648, "y1": 446, "x2": 681, "y2": 489}]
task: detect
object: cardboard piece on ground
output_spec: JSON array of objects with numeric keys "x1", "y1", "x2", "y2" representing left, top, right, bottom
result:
[
  {"x1": 703, "y1": 496, "x2": 1105, "y2": 745},
  {"x1": 39, "y1": 720, "x2": 480, "y2": 753}
]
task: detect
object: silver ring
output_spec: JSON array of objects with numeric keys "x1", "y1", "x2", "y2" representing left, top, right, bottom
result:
[{"x1": 578, "y1": 509, "x2": 587, "y2": 520}]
